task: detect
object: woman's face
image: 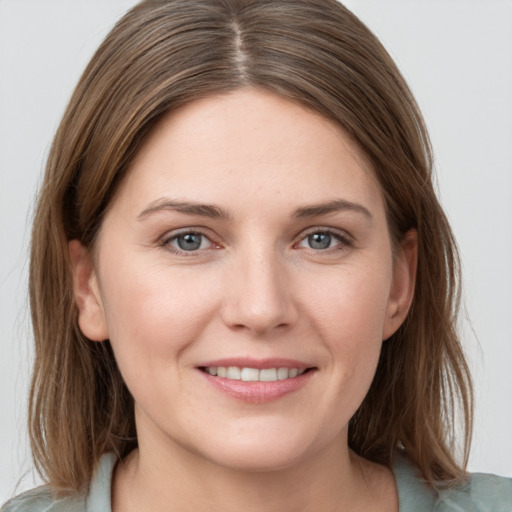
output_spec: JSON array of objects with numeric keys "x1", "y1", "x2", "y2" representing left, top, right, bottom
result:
[{"x1": 72, "y1": 88, "x2": 415, "y2": 472}]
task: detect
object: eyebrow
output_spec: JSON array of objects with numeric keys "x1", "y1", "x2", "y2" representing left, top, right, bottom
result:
[
  {"x1": 293, "y1": 199, "x2": 372, "y2": 220},
  {"x1": 138, "y1": 198, "x2": 231, "y2": 220},
  {"x1": 137, "y1": 198, "x2": 372, "y2": 221}
]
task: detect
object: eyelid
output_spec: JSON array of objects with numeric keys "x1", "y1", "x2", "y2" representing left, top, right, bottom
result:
[
  {"x1": 157, "y1": 225, "x2": 355, "y2": 255},
  {"x1": 294, "y1": 226, "x2": 355, "y2": 251},
  {"x1": 159, "y1": 227, "x2": 221, "y2": 255}
]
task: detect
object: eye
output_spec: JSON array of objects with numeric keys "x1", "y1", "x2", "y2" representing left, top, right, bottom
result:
[
  {"x1": 305, "y1": 232, "x2": 335, "y2": 250},
  {"x1": 164, "y1": 231, "x2": 213, "y2": 253},
  {"x1": 296, "y1": 229, "x2": 352, "y2": 251}
]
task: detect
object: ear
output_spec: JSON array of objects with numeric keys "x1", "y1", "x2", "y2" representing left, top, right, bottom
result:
[
  {"x1": 382, "y1": 229, "x2": 418, "y2": 341},
  {"x1": 68, "y1": 240, "x2": 109, "y2": 342}
]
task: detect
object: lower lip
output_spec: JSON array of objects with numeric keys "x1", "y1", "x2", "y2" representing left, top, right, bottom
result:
[{"x1": 199, "y1": 370, "x2": 315, "y2": 403}]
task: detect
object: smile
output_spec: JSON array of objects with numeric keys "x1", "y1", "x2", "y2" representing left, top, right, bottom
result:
[{"x1": 201, "y1": 366, "x2": 307, "y2": 382}]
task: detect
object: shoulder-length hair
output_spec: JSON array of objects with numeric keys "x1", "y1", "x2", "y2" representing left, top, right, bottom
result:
[{"x1": 29, "y1": 0, "x2": 472, "y2": 495}]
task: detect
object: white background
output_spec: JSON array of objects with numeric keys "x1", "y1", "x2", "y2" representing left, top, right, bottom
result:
[{"x1": 1, "y1": 0, "x2": 511, "y2": 503}]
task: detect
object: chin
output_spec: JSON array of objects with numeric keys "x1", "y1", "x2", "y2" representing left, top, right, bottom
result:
[
  {"x1": 186, "y1": 420, "x2": 344, "y2": 474},
  {"x1": 203, "y1": 441, "x2": 311, "y2": 473}
]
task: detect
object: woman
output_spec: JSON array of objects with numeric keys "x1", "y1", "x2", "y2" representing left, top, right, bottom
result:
[{"x1": 2, "y1": 0, "x2": 511, "y2": 510}]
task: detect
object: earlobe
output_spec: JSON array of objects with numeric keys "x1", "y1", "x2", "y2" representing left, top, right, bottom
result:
[
  {"x1": 382, "y1": 229, "x2": 418, "y2": 340},
  {"x1": 68, "y1": 240, "x2": 109, "y2": 342}
]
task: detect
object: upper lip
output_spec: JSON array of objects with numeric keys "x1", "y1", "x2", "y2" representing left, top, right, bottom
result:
[{"x1": 198, "y1": 358, "x2": 313, "y2": 370}]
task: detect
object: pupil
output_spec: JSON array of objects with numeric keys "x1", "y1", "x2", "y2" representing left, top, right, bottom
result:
[
  {"x1": 309, "y1": 233, "x2": 331, "y2": 249},
  {"x1": 178, "y1": 233, "x2": 202, "y2": 251}
]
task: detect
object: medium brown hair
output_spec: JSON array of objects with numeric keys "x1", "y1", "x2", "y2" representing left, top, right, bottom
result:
[{"x1": 29, "y1": 0, "x2": 472, "y2": 495}]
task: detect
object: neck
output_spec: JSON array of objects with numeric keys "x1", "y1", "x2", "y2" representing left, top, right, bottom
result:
[{"x1": 112, "y1": 432, "x2": 396, "y2": 512}]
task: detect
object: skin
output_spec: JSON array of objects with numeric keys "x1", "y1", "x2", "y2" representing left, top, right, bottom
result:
[{"x1": 70, "y1": 88, "x2": 417, "y2": 512}]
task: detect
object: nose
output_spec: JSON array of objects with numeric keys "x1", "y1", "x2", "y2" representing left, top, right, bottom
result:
[{"x1": 221, "y1": 247, "x2": 298, "y2": 336}]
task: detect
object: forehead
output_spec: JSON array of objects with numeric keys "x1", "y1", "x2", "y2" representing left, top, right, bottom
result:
[{"x1": 115, "y1": 88, "x2": 383, "y2": 216}]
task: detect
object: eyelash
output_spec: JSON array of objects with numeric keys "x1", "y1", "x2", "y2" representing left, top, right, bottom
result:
[
  {"x1": 160, "y1": 229, "x2": 217, "y2": 256},
  {"x1": 159, "y1": 227, "x2": 354, "y2": 256},
  {"x1": 295, "y1": 228, "x2": 354, "y2": 253}
]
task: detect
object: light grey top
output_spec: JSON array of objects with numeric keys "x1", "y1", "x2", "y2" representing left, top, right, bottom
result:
[{"x1": 2, "y1": 452, "x2": 512, "y2": 511}]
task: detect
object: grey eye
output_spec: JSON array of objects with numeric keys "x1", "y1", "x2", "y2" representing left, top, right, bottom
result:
[
  {"x1": 175, "y1": 233, "x2": 204, "y2": 251},
  {"x1": 307, "y1": 232, "x2": 333, "y2": 250}
]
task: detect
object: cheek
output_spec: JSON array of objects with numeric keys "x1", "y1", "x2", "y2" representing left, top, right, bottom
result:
[
  {"x1": 303, "y1": 262, "x2": 392, "y2": 394},
  {"x1": 305, "y1": 261, "x2": 392, "y2": 345},
  {"x1": 97, "y1": 252, "x2": 219, "y2": 378}
]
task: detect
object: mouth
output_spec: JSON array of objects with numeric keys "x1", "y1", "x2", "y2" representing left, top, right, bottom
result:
[
  {"x1": 199, "y1": 366, "x2": 311, "y2": 382},
  {"x1": 197, "y1": 360, "x2": 316, "y2": 402}
]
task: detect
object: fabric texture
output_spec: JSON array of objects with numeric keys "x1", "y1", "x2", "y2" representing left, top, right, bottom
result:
[{"x1": 2, "y1": 452, "x2": 511, "y2": 511}]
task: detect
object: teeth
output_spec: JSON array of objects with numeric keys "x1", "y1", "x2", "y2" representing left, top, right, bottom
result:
[
  {"x1": 260, "y1": 368, "x2": 277, "y2": 381},
  {"x1": 277, "y1": 368, "x2": 289, "y2": 380},
  {"x1": 240, "y1": 367, "x2": 259, "y2": 381},
  {"x1": 204, "y1": 366, "x2": 306, "y2": 382},
  {"x1": 227, "y1": 367, "x2": 241, "y2": 380}
]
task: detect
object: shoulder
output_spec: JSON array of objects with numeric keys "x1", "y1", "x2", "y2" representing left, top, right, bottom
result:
[
  {"x1": 435, "y1": 472, "x2": 512, "y2": 512},
  {"x1": 1, "y1": 452, "x2": 117, "y2": 512},
  {"x1": 393, "y1": 453, "x2": 512, "y2": 511},
  {"x1": 0, "y1": 487, "x2": 85, "y2": 512}
]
